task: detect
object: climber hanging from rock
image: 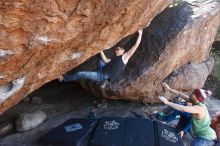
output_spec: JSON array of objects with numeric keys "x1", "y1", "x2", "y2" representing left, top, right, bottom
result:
[{"x1": 59, "y1": 29, "x2": 143, "y2": 83}]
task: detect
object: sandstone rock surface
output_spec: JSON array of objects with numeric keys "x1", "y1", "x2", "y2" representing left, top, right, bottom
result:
[
  {"x1": 0, "y1": 0, "x2": 172, "y2": 113},
  {"x1": 79, "y1": 0, "x2": 220, "y2": 104},
  {"x1": 165, "y1": 59, "x2": 214, "y2": 92}
]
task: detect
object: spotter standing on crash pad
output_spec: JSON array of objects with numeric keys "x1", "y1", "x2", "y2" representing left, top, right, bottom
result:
[{"x1": 159, "y1": 83, "x2": 216, "y2": 146}]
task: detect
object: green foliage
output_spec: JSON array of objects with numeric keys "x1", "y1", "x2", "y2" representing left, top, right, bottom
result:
[
  {"x1": 206, "y1": 27, "x2": 220, "y2": 98},
  {"x1": 211, "y1": 50, "x2": 220, "y2": 80},
  {"x1": 170, "y1": 0, "x2": 183, "y2": 7},
  {"x1": 206, "y1": 49, "x2": 220, "y2": 98},
  {"x1": 216, "y1": 27, "x2": 220, "y2": 41}
]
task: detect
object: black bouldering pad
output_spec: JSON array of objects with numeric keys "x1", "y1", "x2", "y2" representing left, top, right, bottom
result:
[
  {"x1": 154, "y1": 121, "x2": 184, "y2": 146},
  {"x1": 90, "y1": 117, "x2": 125, "y2": 146},
  {"x1": 123, "y1": 117, "x2": 155, "y2": 146},
  {"x1": 39, "y1": 118, "x2": 97, "y2": 146},
  {"x1": 91, "y1": 117, "x2": 184, "y2": 146}
]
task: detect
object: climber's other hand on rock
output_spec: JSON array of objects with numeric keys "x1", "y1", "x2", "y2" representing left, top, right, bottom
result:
[{"x1": 159, "y1": 96, "x2": 169, "y2": 104}]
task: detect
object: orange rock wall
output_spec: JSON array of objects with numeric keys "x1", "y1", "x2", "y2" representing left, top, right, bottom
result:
[{"x1": 0, "y1": 0, "x2": 172, "y2": 113}]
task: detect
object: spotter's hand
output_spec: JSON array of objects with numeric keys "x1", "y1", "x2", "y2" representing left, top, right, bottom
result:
[{"x1": 162, "y1": 83, "x2": 170, "y2": 90}]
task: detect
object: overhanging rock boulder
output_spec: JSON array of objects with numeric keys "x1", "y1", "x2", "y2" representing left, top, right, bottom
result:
[
  {"x1": 79, "y1": 0, "x2": 220, "y2": 104},
  {"x1": 0, "y1": 0, "x2": 172, "y2": 113}
]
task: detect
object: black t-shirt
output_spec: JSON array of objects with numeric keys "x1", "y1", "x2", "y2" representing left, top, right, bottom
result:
[{"x1": 103, "y1": 56, "x2": 125, "y2": 82}]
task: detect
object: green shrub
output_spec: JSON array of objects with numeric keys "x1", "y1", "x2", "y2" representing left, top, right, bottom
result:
[
  {"x1": 207, "y1": 49, "x2": 220, "y2": 98},
  {"x1": 170, "y1": 0, "x2": 183, "y2": 7}
]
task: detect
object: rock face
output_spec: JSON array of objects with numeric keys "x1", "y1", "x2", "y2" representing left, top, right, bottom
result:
[
  {"x1": 79, "y1": 0, "x2": 220, "y2": 104},
  {"x1": 0, "y1": 0, "x2": 172, "y2": 113},
  {"x1": 165, "y1": 59, "x2": 214, "y2": 93}
]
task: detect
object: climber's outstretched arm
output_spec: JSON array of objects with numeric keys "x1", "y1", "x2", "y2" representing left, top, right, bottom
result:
[
  {"x1": 123, "y1": 29, "x2": 143, "y2": 64},
  {"x1": 162, "y1": 83, "x2": 190, "y2": 101},
  {"x1": 159, "y1": 96, "x2": 202, "y2": 114}
]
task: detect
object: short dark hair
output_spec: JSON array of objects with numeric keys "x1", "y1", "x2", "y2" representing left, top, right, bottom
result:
[{"x1": 117, "y1": 46, "x2": 125, "y2": 50}]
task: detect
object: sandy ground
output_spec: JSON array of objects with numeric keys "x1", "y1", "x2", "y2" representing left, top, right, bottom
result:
[{"x1": 0, "y1": 81, "x2": 219, "y2": 146}]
